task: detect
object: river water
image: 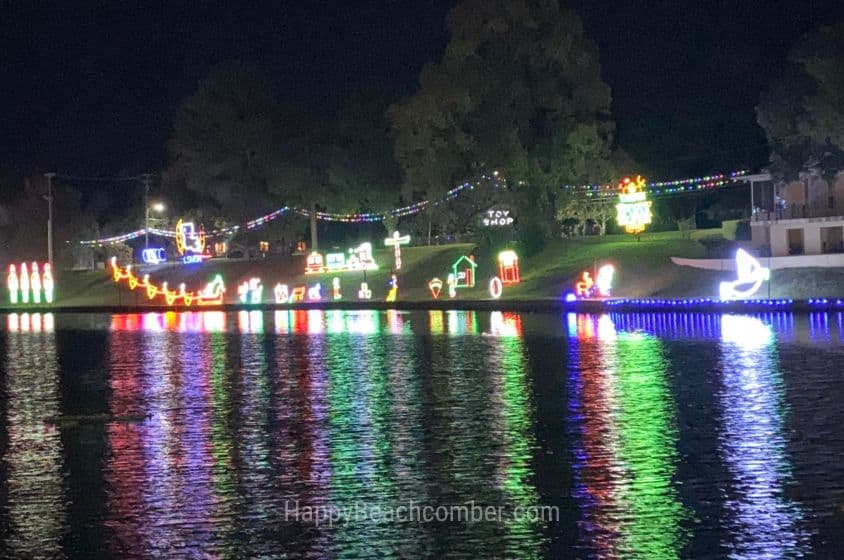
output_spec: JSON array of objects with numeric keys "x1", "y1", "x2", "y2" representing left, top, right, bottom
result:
[{"x1": 0, "y1": 310, "x2": 842, "y2": 558}]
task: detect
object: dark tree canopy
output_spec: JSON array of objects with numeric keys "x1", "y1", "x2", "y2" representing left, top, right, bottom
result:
[
  {"x1": 388, "y1": 0, "x2": 617, "y2": 205},
  {"x1": 164, "y1": 62, "x2": 281, "y2": 219},
  {"x1": 757, "y1": 23, "x2": 844, "y2": 179}
]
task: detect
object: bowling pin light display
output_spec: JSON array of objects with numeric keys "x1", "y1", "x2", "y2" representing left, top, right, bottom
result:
[{"x1": 7, "y1": 262, "x2": 54, "y2": 305}]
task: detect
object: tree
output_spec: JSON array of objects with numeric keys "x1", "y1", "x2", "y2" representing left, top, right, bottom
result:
[
  {"x1": 164, "y1": 62, "x2": 281, "y2": 219},
  {"x1": 268, "y1": 88, "x2": 402, "y2": 249},
  {"x1": 388, "y1": 0, "x2": 616, "y2": 235},
  {"x1": 757, "y1": 23, "x2": 844, "y2": 179}
]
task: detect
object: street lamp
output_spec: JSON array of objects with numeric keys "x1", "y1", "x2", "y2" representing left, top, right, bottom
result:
[
  {"x1": 145, "y1": 201, "x2": 165, "y2": 248},
  {"x1": 44, "y1": 172, "x2": 55, "y2": 265}
]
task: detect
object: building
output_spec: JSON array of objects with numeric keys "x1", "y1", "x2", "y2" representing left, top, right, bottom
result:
[
  {"x1": 749, "y1": 170, "x2": 844, "y2": 257},
  {"x1": 751, "y1": 216, "x2": 844, "y2": 256}
]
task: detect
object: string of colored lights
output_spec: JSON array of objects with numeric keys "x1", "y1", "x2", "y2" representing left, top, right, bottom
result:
[{"x1": 79, "y1": 170, "x2": 747, "y2": 245}]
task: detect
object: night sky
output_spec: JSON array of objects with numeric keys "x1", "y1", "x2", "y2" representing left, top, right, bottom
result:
[{"x1": 2, "y1": 1, "x2": 843, "y2": 177}]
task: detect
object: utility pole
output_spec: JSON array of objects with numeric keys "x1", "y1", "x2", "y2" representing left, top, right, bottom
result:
[
  {"x1": 142, "y1": 173, "x2": 153, "y2": 248},
  {"x1": 44, "y1": 172, "x2": 55, "y2": 265}
]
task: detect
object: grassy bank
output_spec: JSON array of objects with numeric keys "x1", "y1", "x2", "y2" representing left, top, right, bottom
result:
[{"x1": 37, "y1": 230, "x2": 844, "y2": 307}]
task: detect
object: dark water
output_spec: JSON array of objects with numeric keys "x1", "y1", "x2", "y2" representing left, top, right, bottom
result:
[{"x1": 0, "y1": 310, "x2": 843, "y2": 559}]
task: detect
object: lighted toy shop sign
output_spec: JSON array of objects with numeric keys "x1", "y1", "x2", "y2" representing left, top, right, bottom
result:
[
  {"x1": 305, "y1": 242, "x2": 377, "y2": 274},
  {"x1": 719, "y1": 249, "x2": 770, "y2": 300},
  {"x1": 483, "y1": 209, "x2": 514, "y2": 227},
  {"x1": 616, "y1": 176, "x2": 652, "y2": 234},
  {"x1": 111, "y1": 258, "x2": 225, "y2": 305},
  {"x1": 175, "y1": 219, "x2": 210, "y2": 264},
  {"x1": 7, "y1": 262, "x2": 55, "y2": 304}
]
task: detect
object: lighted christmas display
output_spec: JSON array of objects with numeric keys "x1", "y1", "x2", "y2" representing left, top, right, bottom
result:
[
  {"x1": 451, "y1": 255, "x2": 476, "y2": 288},
  {"x1": 175, "y1": 219, "x2": 208, "y2": 261},
  {"x1": 304, "y1": 242, "x2": 377, "y2": 274},
  {"x1": 142, "y1": 247, "x2": 166, "y2": 264},
  {"x1": 238, "y1": 278, "x2": 263, "y2": 304},
  {"x1": 42, "y1": 264, "x2": 55, "y2": 303},
  {"x1": 447, "y1": 273, "x2": 457, "y2": 299},
  {"x1": 384, "y1": 231, "x2": 411, "y2": 270},
  {"x1": 20, "y1": 263, "x2": 30, "y2": 303},
  {"x1": 719, "y1": 249, "x2": 770, "y2": 300},
  {"x1": 575, "y1": 272, "x2": 593, "y2": 297},
  {"x1": 358, "y1": 282, "x2": 372, "y2": 300},
  {"x1": 428, "y1": 278, "x2": 443, "y2": 299},
  {"x1": 595, "y1": 265, "x2": 615, "y2": 296},
  {"x1": 307, "y1": 283, "x2": 322, "y2": 301},
  {"x1": 489, "y1": 276, "x2": 503, "y2": 299},
  {"x1": 110, "y1": 258, "x2": 226, "y2": 306},
  {"x1": 7, "y1": 262, "x2": 54, "y2": 305},
  {"x1": 196, "y1": 275, "x2": 226, "y2": 305},
  {"x1": 386, "y1": 274, "x2": 398, "y2": 302},
  {"x1": 7, "y1": 265, "x2": 18, "y2": 304},
  {"x1": 498, "y1": 250, "x2": 520, "y2": 284},
  {"x1": 616, "y1": 175, "x2": 653, "y2": 234},
  {"x1": 332, "y1": 277, "x2": 342, "y2": 300},
  {"x1": 574, "y1": 264, "x2": 615, "y2": 298},
  {"x1": 29, "y1": 263, "x2": 41, "y2": 304},
  {"x1": 306, "y1": 252, "x2": 325, "y2": 274},
  {"x1": 274, "y1": 283, "x2": 290, "y2": 303},
  {"x1": 290, "y1": 286, "x2": 306, "y2": 302}
]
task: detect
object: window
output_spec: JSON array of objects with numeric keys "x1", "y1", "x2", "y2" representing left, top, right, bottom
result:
[
  {"x1": 821, "y1": 226, "x2": 844, "y2": 254},
  {"x1": 787, "y1": 228, "x2": 804, "y2": 255}
]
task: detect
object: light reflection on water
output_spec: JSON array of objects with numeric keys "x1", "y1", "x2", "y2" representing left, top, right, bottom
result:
[{"x1": 0, "y1": 310, "x2": 842, "y2": 558}]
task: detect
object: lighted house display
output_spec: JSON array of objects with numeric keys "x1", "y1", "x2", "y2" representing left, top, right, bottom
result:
[{"x1": 451, "y1": 255, "x2": 477, "y2": 288}]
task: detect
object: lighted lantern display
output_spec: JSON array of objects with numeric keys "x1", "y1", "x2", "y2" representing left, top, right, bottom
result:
[
  {"x1": 304, "y1": 242, "x2": 377, "y2": 274},
  {"x1": 7, "y1": 262, "x2": 54, "y2": 305},
  {"x1": 498, "y1": 250, "x2": 520, "y2": 284},
  {"x1": 290, "y1": 286, "x2": 306, "y2": 302},
  {"x1": 358, "y1": 282, "x2": 372, "y2": 300},
  {"x1": 142, "y1": 247, "x2": 167, "y2": 264},
  {"x1": 489, "y1": 276, "x2": 503, "y2": 299},
  {"x1": 386, "y1": 274, "x2": 398, "y2": 302},
  {"x1": 332, "y1": 277, "x2": 342, "y2": 300},
  {"x1": 428, "y1": 278, "x2": 443, "y2": 299},
  {"x1": 274, "y1": 283, "x2": 290, "y2": 303},
  {"x1": 384, "y1": 231, "x2": 411, "y2": 270},
  {"x1": 719, "y1": 249, "x2": 770, "y2": 300},
  {"x1": 110, "y1": 258, "x2": 225, "y2": 306},
  {"x1": 451, "y1": 255, "x2": 477, "y2": 288},
  {"x1": 238, "y1": 278, "x2": 263, "y2": 304},
  {"x1": 616, "y1": 175, "x2": 652, "y2": 234}
]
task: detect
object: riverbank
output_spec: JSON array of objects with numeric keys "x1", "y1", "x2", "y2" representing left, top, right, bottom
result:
[
  {"x1": 17, "y1": 229, "x2": 844, "y2": 309},
  {"x1": 3, "y1": 297, "x2": 844, "y2": 315}
]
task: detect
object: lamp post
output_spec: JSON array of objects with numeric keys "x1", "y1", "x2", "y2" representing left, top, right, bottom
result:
[
  {"x1": 145, "y1": 202, "x2": 165, "y2": 248},
  {"x1": 44, "y1": 172, "x2": 55, "y2": 265}
]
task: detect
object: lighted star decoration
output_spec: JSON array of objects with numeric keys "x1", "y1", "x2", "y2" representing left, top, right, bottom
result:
[{"x1": 616, "y1": 175, "x2": 652, "y2": 234}]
